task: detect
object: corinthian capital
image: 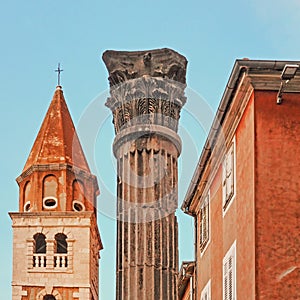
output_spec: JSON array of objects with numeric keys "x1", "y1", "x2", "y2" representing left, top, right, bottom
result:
[{"x1": 102, "y1": 48, "x2": 188, "y2": 86}]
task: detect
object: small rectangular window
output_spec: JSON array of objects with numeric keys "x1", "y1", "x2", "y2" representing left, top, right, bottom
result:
[
  {"x1": 200, "y1": 194, "x2": 210, "y2": 253},
  {"x1": 201, "y1": 279, "x2": 211, "y2": 300},
  {"x1": 222, "y1": 139, "x2": 235, "y2": 212},
  {"x1": 223, "y1": 241, "x2": 236, "y2": 300}
]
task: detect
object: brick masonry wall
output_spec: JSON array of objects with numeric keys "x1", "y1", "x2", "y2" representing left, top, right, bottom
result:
[{"x1": 11, "y1": 214, "x2": 95, "y2": 300}]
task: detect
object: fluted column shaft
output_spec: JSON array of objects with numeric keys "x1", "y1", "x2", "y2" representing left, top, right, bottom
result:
[
  {"x1": 102, "y1": 48, "x2": 187, "y2": 300},
  {"x1": 116, "y1": 137, "x2": 179, "y2": 299}
]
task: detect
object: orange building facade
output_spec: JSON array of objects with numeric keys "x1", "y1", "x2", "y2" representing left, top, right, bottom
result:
[{"x1": 181, "y1": 60, "x2": 300, "y2": 299}]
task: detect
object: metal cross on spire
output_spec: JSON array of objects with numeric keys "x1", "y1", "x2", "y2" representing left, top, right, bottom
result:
[{"x1": 55, "y1": 63, "x2": 64, "y2": 86}]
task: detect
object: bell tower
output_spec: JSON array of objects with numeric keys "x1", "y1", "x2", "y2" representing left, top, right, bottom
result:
[
  {"x1": 103, "y1": 48, "x2": 187, "y2": 299},
  {"x1": 10, "y1": 85, "x2": 103, "y2": 300}
]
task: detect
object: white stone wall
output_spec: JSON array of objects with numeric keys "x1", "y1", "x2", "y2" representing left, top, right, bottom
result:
[{"x1": 10, "y1": 212, "x2": 97, "y2": 299}]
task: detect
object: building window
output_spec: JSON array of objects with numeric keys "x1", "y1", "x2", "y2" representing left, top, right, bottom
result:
[
  {"x1": 200, "y1": 194, "x2": 209, "y2": 253},
  {"x1": 30, "y1": 233, "x2": 72, "y2": 271},
  {"x1": 201, "y1": 279, "x2": 211, "y2": 300},
  {"x1": 54, "y1": 233, "x2": 68, "y2": 268},
  {"x1": 33, "y1": 233, "x2": 46, "y2": 268},
  {"x1": 34, "y1": 233, "x2": 46, "y2": 253},
  {"x1": 55, "y1": 233, "x2": 67, "y2": 253},
  {"x1": 222, "y1": 140, "x2": 235, "y2": 212},
  {"x1": 223, "y1": 241, "x2": 236, "y2": 300}
]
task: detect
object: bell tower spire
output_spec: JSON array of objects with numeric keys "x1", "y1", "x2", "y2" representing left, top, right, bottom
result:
[
  {"x1": 10, "y1": 85, "x2": 103, "y2": 300},
  {"x1": 19, "y1": 85, "x2": 93, "y2": 212}
]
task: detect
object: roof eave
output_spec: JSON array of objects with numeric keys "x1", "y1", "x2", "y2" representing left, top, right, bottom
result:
[{"x1": 181, "y1": 59, "x2": 244, "y2": 213}]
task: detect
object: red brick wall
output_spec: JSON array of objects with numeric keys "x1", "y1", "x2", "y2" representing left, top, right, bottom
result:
[{"x1": 254, "y1": 91, "x2": 300, "y2": 299}]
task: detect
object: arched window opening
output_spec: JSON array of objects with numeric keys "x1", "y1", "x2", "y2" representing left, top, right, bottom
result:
[
  {"x1": 34, "y1": 233, "x2": 46, "y2": 253},
  {"x1": 43, "y1": 295, "x2": 56, "y2": 300},
  {"x1": 33, "y1": 233, "x2": 46, "y2": 268},
  {"x1": 54, "y1": 233, "x2": 68, "y2": 268},
  {"x1": 55, "y1": 233, "x2": 68, "y2": 253},
  {"x1": 43, "y1": 175, "x2": 58, "y2": 209},
  {"x1": 23, "y1": 181, "x2": 31, "y2": 211}
]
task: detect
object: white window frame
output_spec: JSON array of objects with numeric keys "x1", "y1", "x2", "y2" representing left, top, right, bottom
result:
[
  {"x1": 222, "y1": 137, "x2": 236, "y2": 215},
  {"x1": 223, "y1": 241, "x2": 236, "y2": 300},
  {"x1": 199, "y1": 192, "x2": 210, "y2": 255},
  {"x1": 201, "y1": 279, "x2": 211, "y2": 300}
]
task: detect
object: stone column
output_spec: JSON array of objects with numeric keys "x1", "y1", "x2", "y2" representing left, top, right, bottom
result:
[
  {"x1": 46, "y1": 239, "x2": 54, "y2": 269},
  {"x1": 103, "y1": 48, "x2": 187, "y2": 300}
]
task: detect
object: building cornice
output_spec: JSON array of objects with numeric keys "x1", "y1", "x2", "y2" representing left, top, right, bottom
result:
[{"x1": 9, "y1": 211, "x2": 95, "y2": 221}]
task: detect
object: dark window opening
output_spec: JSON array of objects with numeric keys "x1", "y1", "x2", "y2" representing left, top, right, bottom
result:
[
  {"x1": 44, "y1": 197, "x2": 57, "y2": 208},
  {"x1": 73, "y1": 201, "x2": 84, "y2": 211},
  {"x1": 24, "y1": 202, "x2": 31, "y2": 212},
  {"x1": 55, "y1": 233, "x2": 68, "y2": 253},
  {"x1": 34, "y1": 233, "x2": 46, "y2": 253}
]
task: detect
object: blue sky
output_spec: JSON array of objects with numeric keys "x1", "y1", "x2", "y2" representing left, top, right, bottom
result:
[{"x1": 1, "y1": 0, "x2": 300, "y2": 299}]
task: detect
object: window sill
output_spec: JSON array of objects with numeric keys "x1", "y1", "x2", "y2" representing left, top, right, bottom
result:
[{"x1": 28, "y1": 268, "x2": 73, "y2": 274}]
